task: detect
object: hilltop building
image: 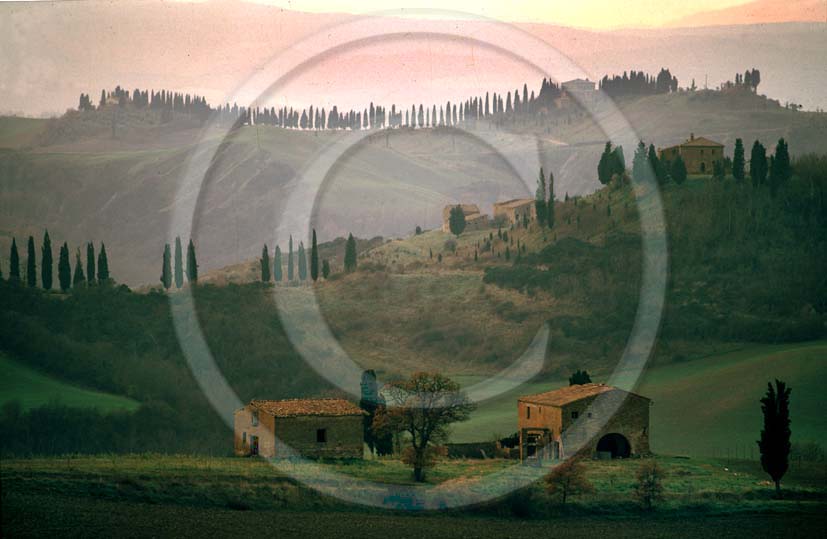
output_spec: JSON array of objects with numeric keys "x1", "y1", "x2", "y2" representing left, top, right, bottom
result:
[
  {"x1": 561, "y1": 78, "x2": 597, "y2": 104},
  {"x1": 442, "y1": 204, "x2": 489, "y2": 233},
  {"x1": 493, "y1": 198, "x2": 536, "y2": 225},
  {"x1": 658, "y1": 134, "x2": 725, "y2": 175},
  {"x1": 234, "y1": 398, "x2": 364, "y2": 459},
  {"x1": 517, "y1": 383, "x2": 651, "y2": 461}
]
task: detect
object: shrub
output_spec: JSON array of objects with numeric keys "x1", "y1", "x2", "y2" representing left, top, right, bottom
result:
[{"x1": 634, "y1": 460, "x2": 665, "y2": 510}]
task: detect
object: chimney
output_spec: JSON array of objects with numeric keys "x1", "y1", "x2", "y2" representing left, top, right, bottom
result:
[{"x1": 690, "y1": 133, "x2": 695, "y2": 141}]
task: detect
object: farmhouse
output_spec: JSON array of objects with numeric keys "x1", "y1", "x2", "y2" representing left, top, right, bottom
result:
[
  {"x1": 442, "y1": 203, "x2": 489, "y2": 232},
  {"x1": 658, "y1": 134, "x2": 725, "y2": 175},
  {"x1": 493, "y1": 198, "x2": 536, "y2": 225},
  {"x1": 517, "y1": 384, "x2": 651, "y2": 461},
  {"x1": 234, "y1": 398, "x2": 364, "y2": 459},
  {"x1": 562, "y1": 78, "x2": 597, "y2": 103}
]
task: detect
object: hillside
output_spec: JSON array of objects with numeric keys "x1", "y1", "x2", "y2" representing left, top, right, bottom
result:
[{"x1": 3, "y1": 90, "x2": 824, "y2": 287}]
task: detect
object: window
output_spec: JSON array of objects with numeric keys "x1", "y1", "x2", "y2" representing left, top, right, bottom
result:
[
  {"x1": 251, "y1": 410, "x2": 259, "y2": 426},
  {"x1": 526, "y1": 406, "x2": 531, "y2": 419},
  {"x1": 316, "y1": 428, "x2": 327, "y2": 443},
  {"x1": 242, "y1": 432, "x2": 247, "y2": 445},
  {"x1": 587, "y1": 412, "x2": 593, "y2": 419},
  {"x1": 571, "y1": 411, "x2": 579, "y2": 419}
]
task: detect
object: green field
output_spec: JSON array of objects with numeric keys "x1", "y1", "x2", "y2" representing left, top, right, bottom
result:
[
  {"x1": 451, "y1": 341, "x2": 827, "y2": 455},
  {"x1": 0, "y1": 352, "x2": 139, "y2": 412},
  {"x1": 2, "y1": 454, "x2": 825, "y2": 537}
]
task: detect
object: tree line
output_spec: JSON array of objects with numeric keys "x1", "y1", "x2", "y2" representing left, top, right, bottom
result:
[
  {"x1": 1, "y1": 231, "x2": 110, "y2": 291},
  {"x1": 76, "y1": 66, "x2": 716, "y2": 132},
  {"x1": 257, "y1": 230, "x2": 357, "y2": 285}
]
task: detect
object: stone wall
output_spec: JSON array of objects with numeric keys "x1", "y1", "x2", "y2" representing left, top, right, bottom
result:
[
  {"x1": 234, "y1": 406, "x2": 363, "y2": 459},
  {"x1": 560, "y1": 391, "x2": 650, "y2": 457}
]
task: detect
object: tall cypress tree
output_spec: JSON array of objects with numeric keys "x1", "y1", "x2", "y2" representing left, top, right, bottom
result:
[
  {"x1": 186, "y1": 239, "x2": 197, "y2": 283},
  {"x1": 58, "y1": 242, "x2": 71, "y2": 291},
  {"x1": 750, "y1": 140, "x2": 768, "y2": 187},
  {"x1": 41, "y1": 230, "x2": 53, "y2": 290},
  {"x1": 161, "y1": 244, "x2": 172, "y2": 289},
  {"x1": 261, "y1": 244, "x2": 271, "y2": 283},
  {"x1": 287, "y1": 235, "x2": 294, "y2": 281},
  {"x1": 86, "y1": 242, "x2": 95, "y2": 286},
  {"x1": 758, "y1": 380, "x2": 792, "y2": 498},
  {"x1": 174, "y1": 237, "x2": 184, "y2": 288},
  {"x1": 310, "y1": 229, "x2": 319, "y2": 282},
  {"x1": 97, "y1": 243, "x2": 110, "y2": 283},
  {"x1": 298, "y1": 242, "x2": 307, "y2": 281},
  {"x1": 344, "y1": 233, "x2": 357, "y2": 273},
  {"x1": 73, "y1": 248, "x2": 85, "y2": 287},
  {"x1": 547, "y1": 170, "x2": 555, "y2": 229},
  {"x1": 9, "y1": 238, "x2": 20, "y2": 282},
  {"x1": 535, "y1": 167, "x2": 547, "y2": 224},
  {"x1": 273, "y1": 245, "x2": 283, "y2": 282},
  {"x1": 26, "y1": 236, "x2": 36, "y2": 287},
  {"x1": 733, "y1": 138, "x2": 745, "y2": 182}
]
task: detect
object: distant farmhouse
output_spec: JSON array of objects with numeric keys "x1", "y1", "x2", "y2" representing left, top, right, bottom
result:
[
  {"x1": 561, "y1": 78, "x2": 597, "y2": 104},
  {"x1": 517, "y1": 384, "x2": 651, "y2": 461},
  {"x1": 658, "y1": 134, "x2": 725, "y2": 175},
  {"x1": 441, "y1": 204, "x2": 490, "y2": 232},
  {"x1": 493, "y1": 198, "x2": 536, "y2": 225},
  {"x1": 234, "y1": 398, "x2": 364, "y2": 459}
]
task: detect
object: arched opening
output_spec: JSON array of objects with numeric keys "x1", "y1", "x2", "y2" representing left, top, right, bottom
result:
[{"x1": 596, "y1": 433, "x2": 631, "y2": 458}]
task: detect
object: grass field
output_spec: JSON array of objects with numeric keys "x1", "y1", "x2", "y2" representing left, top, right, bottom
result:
[
  {"x1": 450, "y1": 341, "x2": 827, "y2": 455},
  {"x1": 2, "y1": 454, "x2": 825, "y2": 537},
  {"x1": 0, "y1": 352, "x2": 139, "y2": 412}
]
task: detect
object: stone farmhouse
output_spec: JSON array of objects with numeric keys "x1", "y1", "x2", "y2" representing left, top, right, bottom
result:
[
  {"x1": 234, "y1": 398, "x2": 364, "y2": 459},
  {"x1": 493, "y1": 198, "x2": 536, "y2": 225},
  {"x1": 442, "y1": 204, "x2": 490, "y2": 232},
  {"x1": 517, "y1": 383, "x2": 651, "y2": 461},
  {"x1": 658, "y1": 134, "x2": 725, "y2": 175}
]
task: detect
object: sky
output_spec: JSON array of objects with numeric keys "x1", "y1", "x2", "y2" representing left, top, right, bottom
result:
[{"x1": 242, "y1": 0, "x2": 755, "y2": 29}]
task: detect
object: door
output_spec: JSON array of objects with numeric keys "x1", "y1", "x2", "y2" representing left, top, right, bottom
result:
[{"x1": 250, "y1": 435, "x2": 259, "y2": 456}]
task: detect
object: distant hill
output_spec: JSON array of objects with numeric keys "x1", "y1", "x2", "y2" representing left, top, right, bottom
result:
[
  {"x1": 667, "y1": 0, "x2": 826, "y2": 28},
  {"x1": 1, "y1": 90, "x2": 825, "y2": 286}
]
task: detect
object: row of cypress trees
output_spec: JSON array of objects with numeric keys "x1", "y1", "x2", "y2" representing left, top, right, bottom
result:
[
  {"x1": 259, "y1": 230, "x2": 359, "y2": 284},
  {"x1": 160, "y1": 237, "x2": 198, "y2": 289},
  {"x1": 1, "y1": 231, "x2": 109, "y2": 291}
]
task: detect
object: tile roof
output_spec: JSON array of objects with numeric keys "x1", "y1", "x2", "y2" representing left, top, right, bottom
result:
[
  {"x1": 681, "y1": 136, "x2": 724, "y2": 148},
  {"x1": 249, "y1": 398, "x2": 365, "y2": 417},
  {"x1": 518, "y1": 383, "x2": 649, "y2": 407}
]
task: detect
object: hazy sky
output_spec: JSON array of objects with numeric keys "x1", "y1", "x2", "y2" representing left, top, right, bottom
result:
[{"x1": 243, "y1": 0, "x2": 754, "y2": 28}]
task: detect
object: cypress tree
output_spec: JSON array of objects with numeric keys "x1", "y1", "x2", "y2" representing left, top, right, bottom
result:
[
  {"x1": 298, "y1": 242, "x2": 307, "y2": 281},
  {"x1": 273, "y1": 246, "x2": 283, "y2": 282},
  {"x1": 310, "y1": 229, "x2": 319, "y2": 282},
  {"x1": 186, "y1": 239, "x2": 197, "y2": 283},
  {"x1": 598, "y1": 142, "x2": 613, "y2": 184},
  {"x1": 26, "y1": 236, "x2": 36, "y2": 287},
  {"x1": 174, "y1": 237, "x2": 184, "y2": 288},
  {"x1": 750, "y1": 140, "x2": 768, "y2": 187},
  {"x1": 344, "y1": 233, "x2": 357, "y2": 273},
  {"x1": 41, "y1": 230, "x2": 53, "y2": 290},
  {"x1": 86, "y1": 242, "x2": 95, "y2": 286},
  {"x1": 161, "y1": 244, "x2": 172, "y2": 289},
  {"x1": 9, "y1": 238, "x2": 20, "y2": 282},
  {"x1": 733, "y1": 138, "x2": 745, "y2": 182},
  {"x1": 287, "y1": 235, "x2": 294, "y2": 281},
  {"x1": 535, "y1": 167, "x2": 547, "y2": 223},
  {"x1": 97, "y1": 243, "x2": 110, "y2": 283},
  {"x1": 73, "y1": 248, "x2": 85, "y2": 287},
  {"x1": 547, "y1": 170, "x2": 555, "y2": 229},
  {"x1": 671, "y1": 155, "x2": 687, "y2": 185},
  {"x1": 322, "y1": 259, "x2": 330, "y2": 279},
  {"x1": 261, "y1": 244, "x2": 271, "y2": 283},
  {"x1": 58, "y1": 242, "x2": 71, "y2": 291},
  {"x1": 758, "y1": 380, "x2": 792, "y2": 498}
]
